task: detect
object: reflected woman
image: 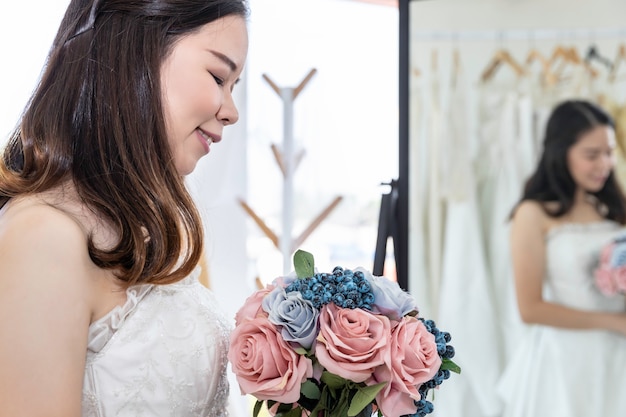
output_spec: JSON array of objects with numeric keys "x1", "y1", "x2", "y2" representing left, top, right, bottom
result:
[{"x1": 499, "y1": 99, "x2": 626, "y2": 417}]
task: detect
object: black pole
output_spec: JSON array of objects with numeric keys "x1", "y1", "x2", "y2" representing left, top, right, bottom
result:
[{"x1": 397, "y1": 0, "x2": 410, "y2": 291}]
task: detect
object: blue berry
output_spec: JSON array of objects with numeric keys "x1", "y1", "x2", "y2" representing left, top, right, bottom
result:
[{"x1": 444, "y1": 345, "x2": 455, "y2": 359}]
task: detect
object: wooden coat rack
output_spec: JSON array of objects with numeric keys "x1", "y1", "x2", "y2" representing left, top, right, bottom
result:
[{"x1": 239, "y1": 68, "x2": 343, "y2": 274}]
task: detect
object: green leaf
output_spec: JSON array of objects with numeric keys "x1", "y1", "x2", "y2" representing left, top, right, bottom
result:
[
  {"x1": 348, "y1": 382, "x2": 387, "y2": 416},
  {"x1": 317, "y1": 386, "x2": 332, "y2": 408},
  {"x1": 333, "y1": 386, "x2": 352, "y2": 417},
  {"x1": 293, "y1": 249, "x2": 315, "y2": 278},
  {"x1": 276, "y1": 402, "x2": 294, "y2": 413},
  {"x1": 309, "y1": 387, "x2": 333, "y2": 416},
  {"x1": 253, "y1": 400, "x2": 263, "y2": 417},
  {"x1": 441, "y1": 358, "x2": 462, "y2": 374},
  {"x1": 321, "y1": 371, "x2": 349, "y2": 390},
  {"x1": 301, "y1": 380, "x2": 321, "y2": 400},
  {"x1": 293, "y1": 346, "x2": 308, "y2": 355},
  {"x1": 278, "y1": 407, "x2": 304, "y2": 417}
]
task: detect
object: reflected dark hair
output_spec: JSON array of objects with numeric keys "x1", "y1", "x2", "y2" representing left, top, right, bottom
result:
[
  {"x1": 511, "y1": 99, "x2": 626, "y2": 224},
  {"x1": 0, "y1": 0, "x2": 249, "y2": 286}
]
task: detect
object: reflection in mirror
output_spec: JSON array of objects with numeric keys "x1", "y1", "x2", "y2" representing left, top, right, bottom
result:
[{"x1": 399, "y1": 0, "x2": 626, "y2": 416}]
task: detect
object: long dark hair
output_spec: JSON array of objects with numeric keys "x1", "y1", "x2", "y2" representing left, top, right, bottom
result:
[
  {"x1": 511, "y1": 99, "x2": 626, "y2": 224},
  {"x1": 0, "y1": 0, "x2": 249, "y2": 286}
]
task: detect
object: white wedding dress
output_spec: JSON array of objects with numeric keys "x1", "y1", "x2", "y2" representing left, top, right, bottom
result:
[
  {"x1": 498, "y1": 221, "x2": 626, "y2": 417},
  {"x1": 82, "y1": 268, "x2": 232, "y2": 417}
]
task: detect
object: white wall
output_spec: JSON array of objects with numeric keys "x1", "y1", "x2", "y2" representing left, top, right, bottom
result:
[
  {"x1": 0, "y1": 1, "x2": 69, "y2": 143},
  {"x1": 411, "y1": 0, "x2": 626, "y2": 30}
]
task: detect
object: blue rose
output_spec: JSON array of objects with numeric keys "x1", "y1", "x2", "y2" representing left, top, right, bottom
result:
[
  {"x1": 262, "y1": 287, "x2": 320, "y2": 350},
  {"x1": 356, "y1": 267, "x2": 418, "y2": 320}
]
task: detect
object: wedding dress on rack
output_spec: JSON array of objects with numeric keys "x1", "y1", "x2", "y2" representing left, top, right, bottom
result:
[
  {"x1": 430, "y1": 52, "x2": 503, "y2": 417},
  {"x1": 475, "y1": 66, "x2": 533, "y2": 368},
  {"x1": 408, "y1": 63, "x2": 433, "y2": 318}
]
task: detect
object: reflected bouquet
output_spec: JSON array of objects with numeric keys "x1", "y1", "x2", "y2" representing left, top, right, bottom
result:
[
  {"x1": 228, "y1": 250, "x2": 460, "y2": 417},
  {"x1": 594, "y1": 234, "x2": 626, "y2": 296}
]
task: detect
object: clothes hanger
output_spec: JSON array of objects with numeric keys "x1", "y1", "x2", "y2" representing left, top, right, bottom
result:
[
  {"x1": 550, "y1": 45, "x2": 599, "y2": 80},
  {"x1": 549, "y1": 45, "x2": 577, "y2": 75},
  {"x1": 585, "y1": 45, "x2": 613, "y2": 71},
  {"x1": 525, "y1": 48, "x2": 557, "y2": 86},
  {"x1": 567, "y1": 46, "x2": 599, "y2": 78},
  {"x1": 609, "y1": 43, "x2": 626, "y2": 83},
  {"x1": 548, "y1": 45, "x2": 570, "y2": 67},
  {"x1": 481, "y1": 48, "x2": 526, "y2": 82}
]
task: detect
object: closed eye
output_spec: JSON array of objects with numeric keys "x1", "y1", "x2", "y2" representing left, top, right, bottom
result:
[{"x1": 210, "y1": 73, "x2": 224, "y2": 86}]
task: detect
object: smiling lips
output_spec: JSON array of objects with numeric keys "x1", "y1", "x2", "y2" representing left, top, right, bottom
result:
[{"x1": 196, "y1": 128, "x2": 220, "y2": 153}]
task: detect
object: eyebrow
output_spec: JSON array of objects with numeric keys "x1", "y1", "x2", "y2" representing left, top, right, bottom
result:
[{"x1": 207, "y1": 49, "x2": 238, "y2": 72}]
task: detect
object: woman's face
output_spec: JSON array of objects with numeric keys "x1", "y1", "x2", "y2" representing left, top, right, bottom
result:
[
  {"x1": 160, "y1": 15, "x2": 248, "y2": 176},
  {"x1": 567, "y1": 125, "x2": 617, "y2": 192}
]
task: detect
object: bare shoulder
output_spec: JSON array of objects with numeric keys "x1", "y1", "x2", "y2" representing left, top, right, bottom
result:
[
  {"x1": 0, "y1": 195, "x2": 96, "y2": 324},
  {"x1": 0, "y1": 196, "x2": 94, "y2": 416},
  {"x1": 0, "y1": 195, "x2": 98, "y2": 294},
  {"x1": 511, "y1": 200, "x2": 549, "y2": 233},
  {"x1": 0, "y1": 196, "x2": 88, "y2": 257}
]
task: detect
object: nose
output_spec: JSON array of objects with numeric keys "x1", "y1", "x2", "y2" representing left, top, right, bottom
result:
[{"x1": 217, "y1": 90, "x2": 239, "y2": 126}]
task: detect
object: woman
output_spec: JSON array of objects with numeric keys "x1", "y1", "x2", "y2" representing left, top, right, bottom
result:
[
  {"x1": 499, "y1": 99, "x2": 626, "y2": 416},
  {"x1": 0, "y1": 0, "x2": 249, "y2": 415}
]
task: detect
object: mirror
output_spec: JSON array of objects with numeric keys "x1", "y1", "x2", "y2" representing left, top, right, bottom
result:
[{"x1": 399, "y1": 1, "x2": 626, "y2": 416}]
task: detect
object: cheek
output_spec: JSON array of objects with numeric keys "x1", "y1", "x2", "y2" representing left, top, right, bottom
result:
[
  {"x1": 164, "y1": 71, "x2": 219, "y2": 124},
  {"x1": 567, "y1": 156, "x2": 591, "y2": 179},
  {"x1": 178, "y1": 85, "x2": 221, "y2": 127}
]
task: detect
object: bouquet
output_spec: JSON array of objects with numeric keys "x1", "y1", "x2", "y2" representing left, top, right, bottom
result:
[
  {"x1": 594, "y1": 234, "x2": 626, "y2": 296},
  {"x1": 228, "y1": 250, "x2": 460, "y2": 417}
]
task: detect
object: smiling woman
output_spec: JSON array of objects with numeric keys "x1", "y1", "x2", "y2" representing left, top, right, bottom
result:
[
  {"x1": 160, "y1": 15, "x2": 248, "y2": 175},
  {"x1": 502, "y1": 100, "x2": 626, "y2": 417},
  {"x1": 0, "y1": 1, "x2": 250, "y2": 416}
]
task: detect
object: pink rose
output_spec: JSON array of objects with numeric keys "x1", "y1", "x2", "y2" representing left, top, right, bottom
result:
[
  {"x1": 599, "y1": 243, "x2": 614, "y2": 266},
  {"x1": 370, "y1": 317, "x2": 441, "y2": 417},
  {"x1": 595, "y1": 267, "x2": 617, "y2": 296},
  {"x1": 228, "y1": 317, "x2": 313, "y2": 404},
  {"x1": 315, "y1": 303, "x2": 391, "y2": 383},
  {"x1": 234, "y1": 287, "x2": 273, "y2": 326}
]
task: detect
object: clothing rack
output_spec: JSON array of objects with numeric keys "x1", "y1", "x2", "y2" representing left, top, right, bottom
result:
[{"x1": 411, "y1": 27, "x2": 626, "y2": 43}]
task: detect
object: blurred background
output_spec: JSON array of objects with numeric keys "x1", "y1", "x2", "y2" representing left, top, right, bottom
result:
[{"x1": 0, "y1": 0, "x2": 399, "y2": 324}]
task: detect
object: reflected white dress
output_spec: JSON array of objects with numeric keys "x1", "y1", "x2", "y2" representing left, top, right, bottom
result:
[
  {"x1": 431, "y1": 66, "x2": 503, "y2": 417},
  {"x1": 498, "y1": 221, "x2": 626, "y2": 417},
  {"x1": 82, "y1": 268, "x2": 231, "y2": 417},
  {"x1": 476, "y1": 84, "x2": 533, "y2": 366}
]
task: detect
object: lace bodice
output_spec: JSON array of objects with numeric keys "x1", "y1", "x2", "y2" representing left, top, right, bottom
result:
[
  {"x1": 82, "y1": 268, "x2": 231, "y2": 417},
  {"x1": 498, "y1": 220, "x2": 626, "y2": 417},
  {"x1": 545, "y1": 221, "x2": 626, "y2": 312}
]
